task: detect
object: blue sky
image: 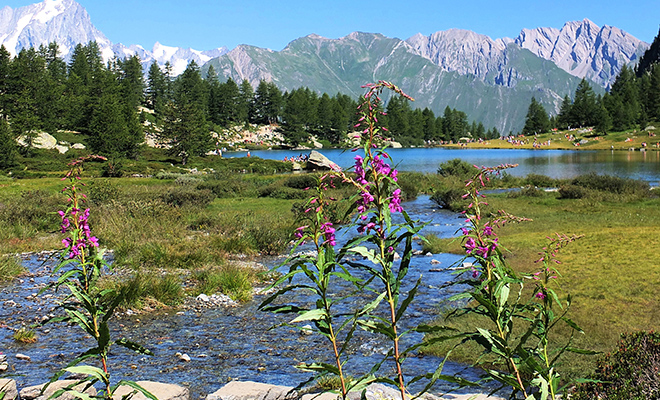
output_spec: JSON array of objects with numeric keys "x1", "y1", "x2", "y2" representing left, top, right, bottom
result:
[{"x1": 4, "y1": 0, "x2": 660, "y2": 50}]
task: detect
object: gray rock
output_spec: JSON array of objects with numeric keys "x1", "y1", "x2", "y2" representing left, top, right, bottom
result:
[
  {"x1": 300, "y1": 324, "x2": 314, "y2": 336},
  {"x1": 20, "y1": 380, "x2": 96, "y2": 400},
  {"x1": 197, "y1": 293, "x2": 210, "y2": 302},
  {"x1": 206, "y1": 381, "x2": 296, "y2": 400},
  {"x1": 112, "y1": 381, "x2": 189, "y2": 400},
  {"x1": 430, "y1": 259, "x2": 441, "y2": 265},
  {"x1": 306, "y1": 151, "x2": 340, "y2": 171},
  {"x1": 15, "y1": 353, "x2": 30, "y2": 361},
  {"x1": 0, "y1": 379, "x2": 18, "y2": 400}
]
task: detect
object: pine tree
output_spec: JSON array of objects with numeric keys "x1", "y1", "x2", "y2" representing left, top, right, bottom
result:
[
  {"x1": 571, "y1": 78, "x2": 598, "y2": 127},
  {"x1": 0, "y1": 118, "x2": 16, "y2": 169},
  {"x1": 238, "y1": 79, "x2": 254, "y2": 124},
  {"x1": 635, "y1": 27, "x2": 660, "y2": 77},
  {"x1": 147, "y1": 62, "x2": 167, "y2": 117},
  {"x1": 522, "y1": 97, "x2": 550, "y2": 135},
  {"x1": 557, "y1": 95, "x2": 573, "y2": 129}
]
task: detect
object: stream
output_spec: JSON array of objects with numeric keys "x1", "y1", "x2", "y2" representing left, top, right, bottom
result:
[{"x1": 0, "y1": 196, "x2": 494, "y2": 398}]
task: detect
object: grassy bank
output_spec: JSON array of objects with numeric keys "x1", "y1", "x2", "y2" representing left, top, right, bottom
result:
[
  {"x1": 422, "y1": 180, "x2": 660, "y2": 380},
  {"x1": 444, "y1": 126, "x2": 659, "y2": 151}
]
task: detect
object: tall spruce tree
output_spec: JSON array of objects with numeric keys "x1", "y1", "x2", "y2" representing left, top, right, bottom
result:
[{"x1": 522, "y1": 97, "x2": 550, "y2": 135}]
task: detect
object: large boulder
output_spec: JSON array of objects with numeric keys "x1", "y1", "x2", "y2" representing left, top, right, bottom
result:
[
  {"x1": 0, "y1": 379, "x2": 18, "y2": 400},
  {"x1": 205, "y1": 381, "x2": 502, "y2": 400},
  {"x1": 306, "y1": 151, "x2": 341, "y2": 171},
  {"x1": 113, "y1": 381, "x2": 189, "y2": 400},
  {"x1": 206, "y1": 381, "x2": 296, "y2": 400},
  {"x1": 19, "y1": 380, "x2": 96, "y2": 400}
]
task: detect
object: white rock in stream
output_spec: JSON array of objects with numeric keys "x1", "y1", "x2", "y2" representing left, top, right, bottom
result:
[
  {"x1": 15, "y1": 353, "x2": 30, "y2": 361},
  {"x1": 197, "y1": 293, "x2": 210, "y2": 302}
]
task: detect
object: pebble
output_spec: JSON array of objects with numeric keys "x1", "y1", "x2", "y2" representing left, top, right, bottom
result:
[
  {"x1": 300, "y1": 325, "x2": 313, "y2": 336},
  {"x1": 425, "y1": 252, "x2": 433, "y2": 256},
  {"x1": 430, "y1": 259, "x2": 441, "y2": 265},
  {"x1": 393, "y1": 252, "x2": 401, "y2": 261},
  {"x1": 178, "y1": 353, "x2": 191, "y2": 362},
  {"x1": 0, "y1": 362, "x2": 7, "y2": 372},
  {"x1": 196, "y1": 294, "x2": 210, "y2": 302},
  {"x1": 16, "y1": 353, "x2": 31, "y2": 361}
]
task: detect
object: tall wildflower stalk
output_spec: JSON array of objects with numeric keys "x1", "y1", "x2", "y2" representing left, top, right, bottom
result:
[
  {"x1": 43, "y1": 155, "x2": 155, "y2": 400},
  {"x1": 439, "y1": 164, "x2": 593, "y2": 399},
  {"x1": 262, "y1": 81, "x2": 467, "y2": 399}
]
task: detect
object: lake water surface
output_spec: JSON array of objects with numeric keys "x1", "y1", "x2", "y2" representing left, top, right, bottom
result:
[{"x1": 226, "y1": 148, "x2": 660, "y2": 185}]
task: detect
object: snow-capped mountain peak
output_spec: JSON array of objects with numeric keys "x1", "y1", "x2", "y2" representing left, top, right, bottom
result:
[{"x1": 0, "y1": 0, "x2": 229, "y2": 75}]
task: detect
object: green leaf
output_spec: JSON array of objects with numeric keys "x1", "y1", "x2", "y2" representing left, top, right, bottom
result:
[
  {"x1": 64, "y1": 366, "x2": 108, "y2": 384},
  {"x1": 565, "y1": 347, "x2": 600, "y2": 355},
  {"x1": 395, "y1": 277, "x2": 421, "y2": 322},
  {"x1": 294, "y1": 362, "x2": 340, "y2": 375},
  {"x1": 349, "y1": 246, "x2": 379, "y2": 263},
  {"x1": 49, "y1": 389, "x2": 93, "y2": 400},
  {"x1": 115, "y1": 338, "x2": 154, "y2": 356},
  {"x1": 290, "y1": 308, "x2": 327, "y2": 323},
  {"x1": 561, "y1": 317, "x2": 584, "y2": 333}
]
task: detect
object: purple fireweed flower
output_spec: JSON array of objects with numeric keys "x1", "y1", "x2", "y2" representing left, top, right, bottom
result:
[
  {"x1": 465, "y1": 237, "x2": 476, "y2": 254},
  {"x1": 483, "y1": 225, "x2": 494, "y2": 236},
  {"x1": 389, "y1": 189, "x2": 403, "y2": 213},
  {"x1": 535, "y1": 292, "x2": 546, "y2": 300},
  {"x1": 461, "y1": 227, "x2": 470, "y2": 236},
  {"x1": 320, "y1": 222, "x2": 336, "y2": 246},
  {"x1": 294, "y1": 226, "x2": 308, "y2": 239}
]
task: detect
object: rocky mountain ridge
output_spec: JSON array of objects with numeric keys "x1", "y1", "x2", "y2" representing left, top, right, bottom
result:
[{"x1": 0, "y1": 0, "x2": 228, "y2": 75}]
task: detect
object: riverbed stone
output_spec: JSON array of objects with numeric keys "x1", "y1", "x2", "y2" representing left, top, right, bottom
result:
[
  {"x1": 19, "y1": 380, "x2": 97, "y2": 400},
  {"x1": 0, "y1": 379, "x2": 18, "y2": 400},
  {"x1": 113, "y1": 381, "x2": 189, "y2": 400},
  {"x1": 206, "y1": 381, "x2": 297, "y2": 400}
]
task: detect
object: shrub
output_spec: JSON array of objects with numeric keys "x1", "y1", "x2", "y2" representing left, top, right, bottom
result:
[
  {"x1": 431, "y1": 187, "x2": 468, "y2": 211},
  {"x1": 197, "y1": 177, "x2": 256, "y2": 198},
  {"x1": 572, "y1": 173, "x2": 650, "y2": 197},
  {"x1": 437, "y1": 158, "x2": 478, "y2": 178},
  {"x1": 525, "y1": 173, "x2": 560, "y2": 188},
  {"x1": 248, "y1": 225, "x2": 292, "y2": 255},
  {"x1": 258, "y1": 185, "x2": 309, "y2": 199},
  {"x1": 161, "y1": 187, "x2": 215, "y2": 207},
  {"x1": 571, "y1": 331, "x2": 660, "y2": 400},
  {"x1": 116, "y1": 273, "x2": 184, "y2": 308},
  {"x1": 558, "y1": 184, "x2": 590, "y2": 199},
  {"x1": 284, "y1": 174, "x2": 318, "y2": 190}
]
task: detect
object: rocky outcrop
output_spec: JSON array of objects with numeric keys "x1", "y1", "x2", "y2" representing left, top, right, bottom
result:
[
  {"x1": 19, "y1": 380, "x2": 97, "y2": 400},
  {"x1": 306, "y1": 150, "x2": 340, "y2": 171},
  {"x1": 112, "y1": 381, "x2": 190, "y2": 400},
  {"x1": 206, "y1": 381, "x2": 296, "y2": 400},
  {"x1": 0, "y1": 379, "x2": 18, "y2": 400},
  {"x1": 205, "y1": 381, "x2": 504, "y2": 400}
]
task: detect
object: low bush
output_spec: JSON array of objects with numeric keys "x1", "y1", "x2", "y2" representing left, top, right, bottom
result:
[
  {"x1": 437, "y1": 158, "x2": 478, "y2": 178},
  {"x1": 571, "y1": 331, "x2": 660, "y2": 400},
  {"x1": 284, "y1": 174, "x2": 318, "y2": 190},
  {"x1": 197, "y1": 177, "x2": 256, "y2": 198},
  {"x1": 525, "y1": 173, "x2": 561, "y2": 188},
  {"x1": 572, "y1": 173, "x2": 650, "y2": 196},
  {"x1": 430, "y1": 187, "x2": 468, "y2": 211},
  {"x1": 161, "y1": 187, "x2": 215, "y2": 207},
  {"x1": 559, "y1": 184, "x2": 590, "y2": 199},
  {"x1": 258, "y1": 185, "x2": 309, "y2": 200}
]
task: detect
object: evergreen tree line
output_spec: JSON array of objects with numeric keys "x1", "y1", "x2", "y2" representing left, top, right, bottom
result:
[
  {"x1": 523, "y1": 29, "x2": 660, "y2": 135},
  {"x1": 385, "y1": 95, "x2": 500, "y2": 145},
  {"x1": 0, "y1": 40, "x2": 502, "y2": 168}
]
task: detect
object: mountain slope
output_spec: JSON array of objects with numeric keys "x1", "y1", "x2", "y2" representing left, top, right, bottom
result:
[{"x1": 203, "y1": 32, "x2": 587, "y2": 133}]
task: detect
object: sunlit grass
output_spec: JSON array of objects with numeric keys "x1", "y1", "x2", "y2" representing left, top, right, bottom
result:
[{"x1": 422, "y1": 191, "x2": 660, "y2": 379}]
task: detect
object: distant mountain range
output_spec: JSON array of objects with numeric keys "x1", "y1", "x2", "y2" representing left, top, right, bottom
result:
[
  {"x1": 0, "y1": 0, "x2": 228, "y2": 75},
  {"x1": 0, "y1": 0, "x2": 651, "y2": 133}
]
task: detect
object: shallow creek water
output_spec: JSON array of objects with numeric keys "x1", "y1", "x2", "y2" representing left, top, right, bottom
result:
[{"x1": 1, "y1": 196, "x2": 495, "y2": 398}]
